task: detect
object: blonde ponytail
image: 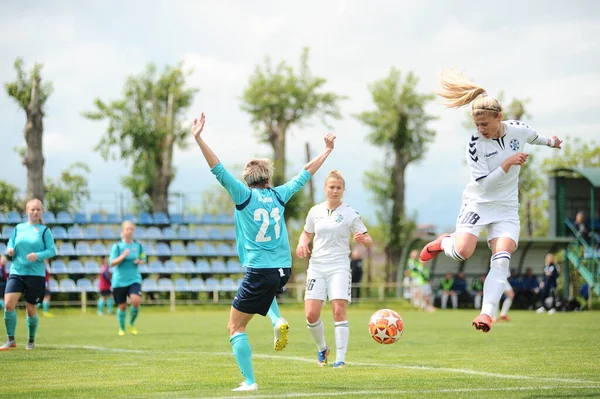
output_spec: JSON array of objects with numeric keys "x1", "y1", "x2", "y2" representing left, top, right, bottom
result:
[{"x1": 437, "y1": 71, "x2": 502, "y2": 117}]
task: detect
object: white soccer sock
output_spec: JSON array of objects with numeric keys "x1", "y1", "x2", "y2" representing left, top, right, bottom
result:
[
  {"x1": 307, "y1": 319, "x2": 327, "y2": 352},
  {"x1": 481, "y1": 251, "x2": 511, "y2": 316},
  {"x1": 474, "y1": 294, "x2": 482, "y2": 309},
  {"x1": 441, "y1": 293, "x2": 449, "y2": 309},
  {"x1": 451, "y1": 294, "x2": 458, "y2": 309},
  {"x1": 441, "y1": 236, "x2": 466, "y2": 261},
  {"x1": 500, "y1": 297, "x2": 513, "y2": 317},
  {"x1": 334, "y1": 321, "x2": 349, "y2": 363}
]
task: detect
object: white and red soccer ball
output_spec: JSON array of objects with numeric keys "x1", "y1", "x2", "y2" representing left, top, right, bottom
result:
[{"x1": 368, "y1": 309, "x2": 404, "y2": 344}]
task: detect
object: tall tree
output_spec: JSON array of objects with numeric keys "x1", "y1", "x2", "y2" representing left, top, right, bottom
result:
[
  {"x1": 0, "y1": 181, "x2": 22, "y2": 213},
  {"x1": 84, "y1": 63, "x2": 197, "y2": 213},
  {"x1": 241, "y1": 47, "x2": 345, "y2": 188},
  {"x1": 45, "y1": 163, "x2": 91, "y2": 214},
  {"x1": 4, "y1": 58, "x2": 53, "y2": 201},
  {"x1": 354, "y1": 68, "x2": 436, "y2": 281}
]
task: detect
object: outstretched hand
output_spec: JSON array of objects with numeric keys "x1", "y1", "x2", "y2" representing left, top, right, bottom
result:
[
  {"x1": 324, "y1": 133, "x2": 336, "y2": 150},
  {"x1": 192, "y1": 113, "x2": 206, "y2": 139},
  {"x1": 549, "y1": 135, "x2": 563, "y2": 149}
]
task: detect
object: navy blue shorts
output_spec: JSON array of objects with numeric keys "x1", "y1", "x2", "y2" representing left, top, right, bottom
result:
[
  {"x1": 99, "y1": 290, "x2": 112, "y2": 297},
  {"x1": 5, "y1": 275, "x2": 46, "y2": 305},
  {"x1": 0, "y1": 282, "x2": 6, "y2": 297},
  {"x1": 233, "y1": 267, "x2": 291, "y2": 316},
  {"x1": 112, "y1": 283, "x2": 142, "y2": 305}
]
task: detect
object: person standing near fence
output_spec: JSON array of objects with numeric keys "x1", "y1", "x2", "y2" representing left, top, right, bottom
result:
[
  {"x1": 109, "y1": 221, "x2": 145, "y2": 336},
  {"x1": 192, "y1": 113, "x2": 336, "y2": 391},
  {"x1": 1, "y1": 199, "x2": 56, "y2": 350},
  {"x1": 97, "y1": 257, "x2": 114, "y2": 316},
  {"x1": 0, "y1": 255, "x2": 8, "y2": 310},
  {"x1": 296, "y1": 170, "x2": 373, "y2": 368}
]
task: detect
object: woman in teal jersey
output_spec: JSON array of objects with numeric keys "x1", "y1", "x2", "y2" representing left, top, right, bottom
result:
[
  {"x1": 192, "y1": 113, "x2": 335, "y2": 392},
  {"x1": 109, "y1": 220, "x2": 145, "y2": 336},
  {"x1": 1, "y1": 199, "x2": 56, "y2": 351}
]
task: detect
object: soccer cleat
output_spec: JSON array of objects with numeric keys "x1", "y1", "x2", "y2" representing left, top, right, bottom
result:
[
  {"x1": 499, "y1": 315, "x2": 511, "y2": 322},
  {"x1": 25, "y1": 342, "x2": 35, "y2": 350},
  {"x1": 232, "y1": 382, "x2": 258, "y2": 391},
  {"x1": 472, "y1": 314, "x2": 492, "y2": 333},
  {"x1": 118, "y1": 330, "x2": 126, "y2": 336},
  {"x1": 419, "y1": 234, "x2": 450, "y2": 262},
  {"x1": 317, "y1": 347, "x2": 330, "y2": 367},
  {"x1": 129, "y1": 326, "x2": 138, "y2": 335},
  {"x1": 536, "y1": 307, "x2": 546, "y2": 314},
  {"x1": 0, "y1": 340, "x2": 17, "y2": 351},
  {"x1": 548, "y1": 308, "x2": 556, "y2": 315},
  {"x1": 273, "y1": 318, "x2": 289, "y2": 352},
  {"x1": 332, "y1": 361, "x2": 346, "y2": 368}
]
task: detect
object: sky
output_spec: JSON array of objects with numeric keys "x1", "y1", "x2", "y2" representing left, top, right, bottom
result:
[{"x1": 0, "y1": 0, "x2": 599, "y2": 231}]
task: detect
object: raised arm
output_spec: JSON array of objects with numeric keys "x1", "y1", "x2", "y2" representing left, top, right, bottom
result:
[
  {"x1": 192, "y1": 113, "x2": 220, "y2": 168},
  {"x1": 304, "y1": 133, "x2": 336, "y2": 175}
]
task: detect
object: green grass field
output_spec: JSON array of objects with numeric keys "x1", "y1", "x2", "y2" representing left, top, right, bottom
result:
[{"x1": 2, "y1": 304, "x2": 599, "y2": 398}]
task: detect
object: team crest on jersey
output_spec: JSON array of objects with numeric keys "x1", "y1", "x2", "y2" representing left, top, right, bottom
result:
[
  {"x1": 509, "y1": 139, "x2": 520, "y2": 151},
  {"x1": 335, "y1": 214, "x2": 344, "y2": 223}
]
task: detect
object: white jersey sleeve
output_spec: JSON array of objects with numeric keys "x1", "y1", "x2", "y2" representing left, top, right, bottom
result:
[
  {"x1": 350, "y1": 209, "x2": 368, "y2": 234},
  {"x1": 303, "y1": 206, "x2": 317, "y2": 234},
  {"x1": 506, "y1": 120, "x2": 550, "y2": 147}
]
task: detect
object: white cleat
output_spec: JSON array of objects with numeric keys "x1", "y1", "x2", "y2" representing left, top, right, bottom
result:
[
  {"x1": 232, "y1": 382, "x2": 258, "y2": 391},
  {"x1": 273, "y1": 318, "x2": 289, "y2": 352}
]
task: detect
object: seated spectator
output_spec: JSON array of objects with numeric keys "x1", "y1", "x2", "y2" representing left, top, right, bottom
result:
[
  {"x1": 439, "y1": 272, "x2": 454, "y2": 309},
  {"x1": 450, "y1": 271, "x2": 469, "y2": 309},
  {"x1": 537, "y1": 253, "x2": 560, "y2": 315},
  {"x1": 521, "y1": 268, "x2": 540, "y2": 310},
  {"x1": 471, "y1": 274, "x2": 485, "y2": 309},
  {"x1": 574, "y1": 211, "x2": 590, "y2": 243}
]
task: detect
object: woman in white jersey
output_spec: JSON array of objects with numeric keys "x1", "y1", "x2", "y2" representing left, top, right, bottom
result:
[
  {"x1": 296, "y1": 170, "x2": 373, "y2": 368},
  {"x1": 419, "y1": 72, "x2": 562, "y2": 333}
]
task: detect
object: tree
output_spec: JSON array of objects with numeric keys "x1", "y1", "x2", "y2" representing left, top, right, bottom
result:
[
  {"x1": 241, "y1": 48, "x2": 345, "y2": 189},
  {"x1": 44, "y1": 163, "x2": 91, "y2": 215},
  {"x1": 0, "y1": 181, "x2": 22, "y2": 213},
  {"x1": 541, "y1": 137, "x2": 600, "y2": 171},
  {"x1": 354, "y1": 68, "x2": 437, "y2": 281},
  {"x1": 4, "y1": 58, "x2": 53, "y2": 202},
  {"x1": 84, "y1": 63, "x2": 197, "y2": 213}
]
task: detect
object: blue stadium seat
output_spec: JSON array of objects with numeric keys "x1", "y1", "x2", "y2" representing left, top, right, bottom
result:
[
  {"x1": 92, "y1": 243, "x2": 108, "y2": 256},
  {"x1": 174, "y1": 278, "x2": 190, "y2": 292},
  {"x1": 158, "y1": 278, "x2": 173, "y2": 292},
  {"x1": 76, "y1": 242, "x2": 92, "y2": 256},
  {"x1": 163, "y1": 260, "x2": 179, "y2": 274},
  {"x1": 216, "y1": 213, "x2": 233, "y2": 224},
  {"x1": 186, "y1": 243, "x2": 202, "y2": 257},
  {"x1": 226, "y1": 259, "x2": 243, "y2": 273},
  {"x1": 7, "y1": 211, "x2": 22, "y2": 224},
  {"x1": 149, "y1": 260, "x2": 164, "y2": 274},
  {"x1": 69, "y1": 260, "x2": 85, "y2": 274},
  {"x1": 220, "y1": 278, "x2": 237, "y2": 291},
  {"x1": 201, "y1": 214, "x2": 216, "y2": 224},
  {"x1": 170, "y1": 213, "x2": 184, "y2": 224},
  {"x1": 142, "y1": 278, "x2": 158, "y2": 292},
  {"x1": 0, "y1": 243, "x2": 6, "y2": 254},
  {"x1": 189, "y1": 278, "x2": 205, "y2": 292},
  {"x1": 2, "y1": 226, "x2": 14, "y2": 239},
  {"x1": 68, "y1": 226, "x2": 85, "y2": 240},
  {"x1": 85, "y1": 226, "x2": 99, "y2": 240},
  {"x1": 56, "y1": 211, "x2": 73, "y2": 224},
  {"x1": 59, "y1": 243, "x2": 76, "y2": 257},
  {"x1": 84, "y1": 260, "x2": 100, "y2": 274},
  {"x1": 211, "y1": 260, "x2": 227, "y2": 273},
  {"x1": 51, "y1": 260, "x2": 68, "y2": 274},
  {"x1": 137, "y1": 263, "x2": 150, "y2": 274},
  {"x1": 100, "y1": 227, "x2": 118, "y2": 240},
  {"x1": 208, "y1": 228, "x2": 222, "y2": 240},
  {"x1": 153, "y1": 212, "x2": 170, "y2": 225},
  {"x1": 223, "y1": 228, "x2": 236, "y2": 241},
  {"x1": 170, "y1": 243, "x2": 186, "y2": 256},
  {"x1": 106, "y1": 213, "x2": 121, "y2": 224},
  {"x1": 202, "y1": 278, "x2": 220, "y2": 292},
  {"x1": 43, "y1": 211, "x2": 56, "y2": 224},
  {"x1": 143, "y1": 243, "x2": 157, "y2": 257},
  {"x1": 195, "y1": 260, "x2": 211, "y2": 273},
  {"x1": 60, "y1": 278, "x2": 77, "y2": 292},
  {"x1": 143, "y1": 227, "x2": 162, "y2": 240},
  {"x1": 90, "y1": 213, "x2": 106, "y2": 224},
  {"x1": 76, "y1": 278, "x2": 94, "y2": 292},
  {"x1": 0, "y1": 212, "x2": 5, "y2": 224},
  {"x1": 122, "y1": 214, "x2": 138, "y2": 223},
  {"x1": 52, "y1": 226, "x2": 68, "y2": 240},
  {"x1": 156, "y1": 243, "x2": 171, "y2": 256},
  {"x1": 93, "y1": 278, "x2": 100, "y2": 291},
  {"x1": 162, "y1": 227, "x2": 177, "y2": 240},
  {"x1": 193, "y1": 227, "x2": 209, "y2": 240},
  {"x1": 178, "y1": 226, "x2": 192, "y2": 240},
  {"x1": 184, "y1": 213, "x2": 199, "y2": 224},
  {"x1": 202, "y1": 243, "x2": 217, "y2": 257},
  {"x1": 74, "y1": 212, "x2": 87, "y2": 224},
  {"x1": 216, "y1": 243, "x2": 233, "y2": 257},
  {"x1": 180, "y1": 260, "x2": 196, "y2": 273},
  {"x1": 138, "y1": 212, "x2": 153, "y2": 225},
  {"x1": 49, "y1": 278, "x2": 60, "y2": 292}
]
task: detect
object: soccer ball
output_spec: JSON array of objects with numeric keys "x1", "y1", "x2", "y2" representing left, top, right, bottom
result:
[{"x1": 368, "y1": 309, "x2": 404, "y2": 344}]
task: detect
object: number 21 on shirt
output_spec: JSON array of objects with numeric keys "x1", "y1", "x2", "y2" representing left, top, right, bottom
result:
[{"x1": 254, "y1": 208, "x2": 281, "y2": 242}]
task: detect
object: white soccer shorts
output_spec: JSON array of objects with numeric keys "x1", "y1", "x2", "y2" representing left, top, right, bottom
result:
[
  {"x1": 304, "y1": 266, "x2": 352, "y2": 302},
  {"x1": 455, "y1": 202, "x2": 520, "y2": 246}
]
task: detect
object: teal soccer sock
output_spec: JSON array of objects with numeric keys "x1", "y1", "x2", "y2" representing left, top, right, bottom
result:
[
  {"x1": 4, "y1": 310, "x2": 16, "y2": 338},
  {"x1": 129, "y1": 305, "x2": 139, "y2": 326},
  {"x1": 107, "y1": 298, "x2": 114, "y2": 314},
  {"x1": 117, "y1": 308, "x2": 126, "y2": 331},
  {"x1": 267, "y1": 298, "x2": 281, "y2": 327},
  {"x1": 26, "y1": 315, "x2": 39, "y2": 342},
  {"x1": 230, "y1": 333, "x2": 255, "y2": 385},
  {"x1": 97, "y1": 298, "x2": 105, "y2": 314},
  {"x1": 42, "y1": 300, "x2": 50, "y2": 313}
]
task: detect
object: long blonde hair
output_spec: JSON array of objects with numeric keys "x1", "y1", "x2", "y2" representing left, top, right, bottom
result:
[{"x1": 437, "y1": 71, "x2": 502, "y2": 117}]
